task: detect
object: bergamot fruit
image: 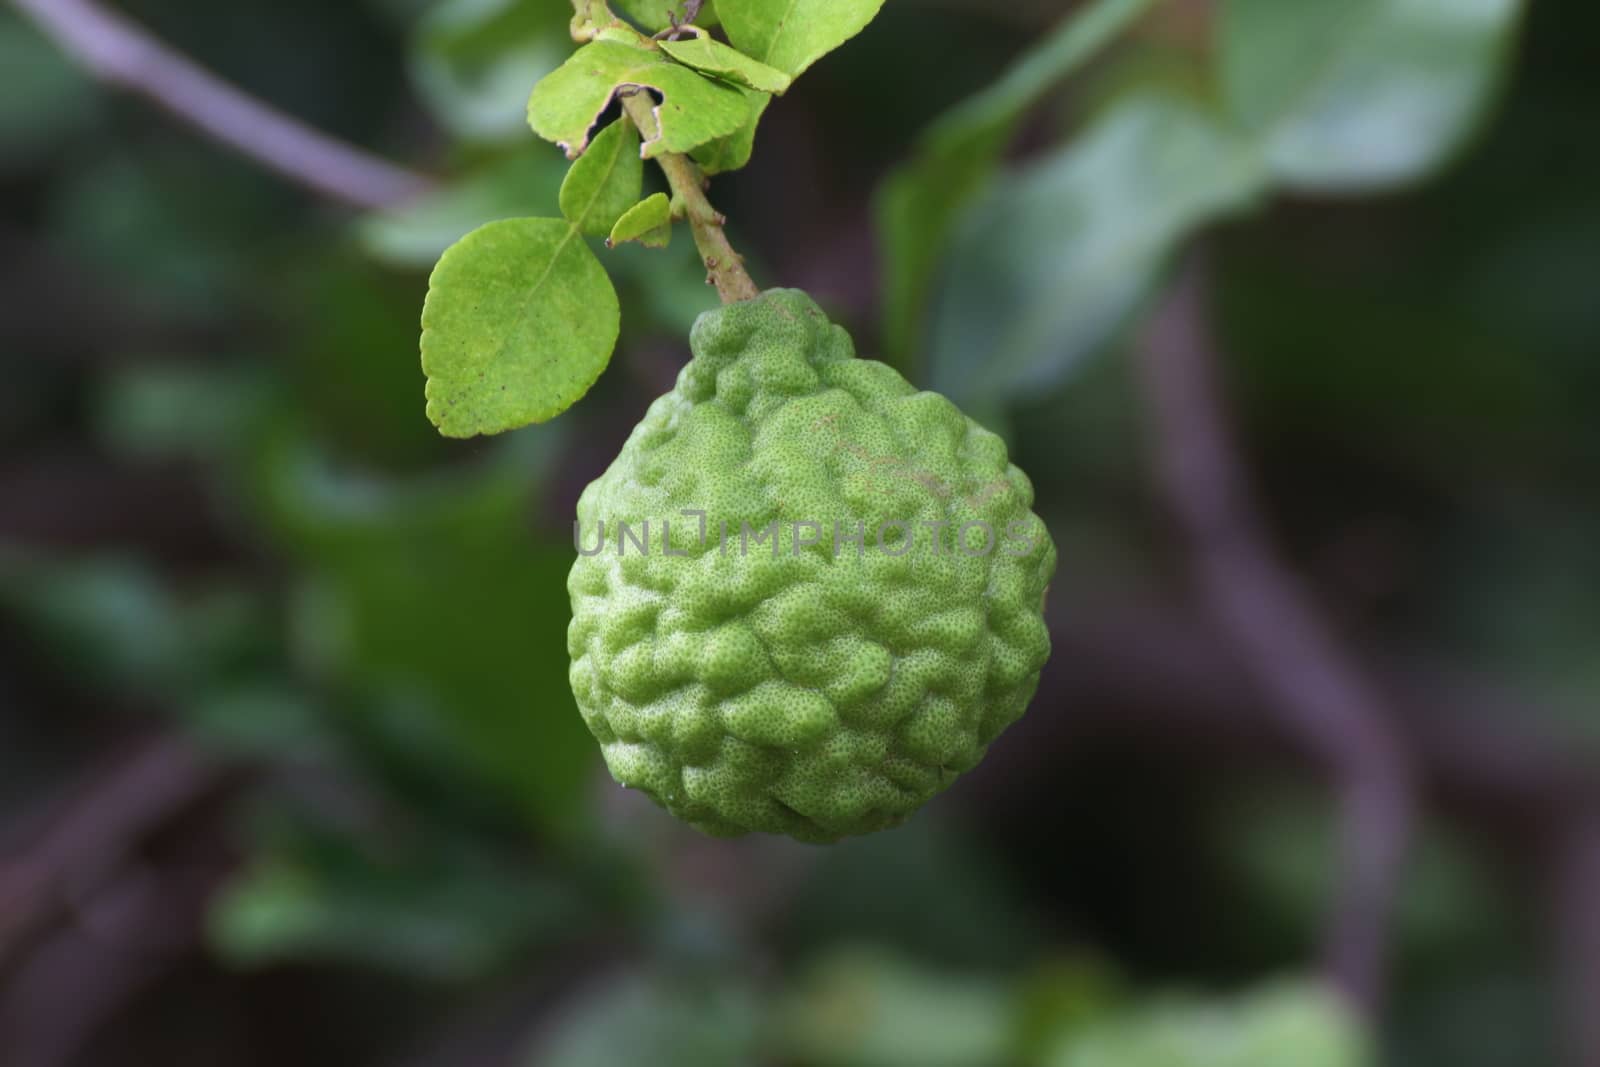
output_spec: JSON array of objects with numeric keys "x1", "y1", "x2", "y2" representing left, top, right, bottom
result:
[{"x1": 568, "y1": 289, "x2": 1055, "y2": 842}]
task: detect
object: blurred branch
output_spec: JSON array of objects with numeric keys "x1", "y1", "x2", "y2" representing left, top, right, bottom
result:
[
  {"x1": 0, "y1": 455, "x2": 227, "y2": 558},
  {"x1": 9, "y1": 0, "x2": 435, "y2": 209},
  {"x1": 969, "y1": 603, "x2": 1599, "y2": 1049},
  {"x1": 1007, "y1": 602, "x2": 1597, "y2": 823},
  {"x1": 0, "y1": 734, "x2": 230, "y2": 970},
  {"x1": 0, "y1": 864, "x2": 212, "y2": 1067},
  {"x1": 1552, "y1": 815, "x2": 1600, "y2": 1067},
  {"x1": 1135, "y1": 258, "x2": 1416, "y2": 1015}
]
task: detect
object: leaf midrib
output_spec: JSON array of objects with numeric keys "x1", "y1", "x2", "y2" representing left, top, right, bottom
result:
[
  {"x1": 474, "y1": 122, "x2": 628, "y2": 419},
  {"x1": 759, "y1": 0, "x2": 803, "y2": 70}
]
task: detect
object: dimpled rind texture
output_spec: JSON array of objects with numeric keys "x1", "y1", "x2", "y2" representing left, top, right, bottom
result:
[{"x1": 567, "y1": 290, "x2": 1056, "y2": 843}]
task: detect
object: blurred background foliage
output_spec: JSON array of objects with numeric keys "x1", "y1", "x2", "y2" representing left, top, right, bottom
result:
[{"x1": 0, "y1": 0, "x2": 1594, "y2": 1064}]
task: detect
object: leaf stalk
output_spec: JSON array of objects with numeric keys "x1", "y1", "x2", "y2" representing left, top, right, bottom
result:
[{"x1": 619, "y1": 91, "x2": 760, "y2": 304}]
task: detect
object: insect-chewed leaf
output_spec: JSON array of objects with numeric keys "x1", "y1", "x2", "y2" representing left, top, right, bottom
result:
[
  {"x1": 659, "y1": 31, "x2": 792, "y2": 94},
  {"x1": 691, "y1": 88, "x2": 770, "y2": 175},
  {"x1": 607, "y1": 193, "x2": 673, "y2": 249},
  {"x1": 717, "y1": 0, "x2": 886, "y2": 80},
  {"x1": 559, "y1": 119, "x2": 644, "y2": 238},
  {"x1": 422, "y1": 218, "x2": 619, "y2": 438},
  {"x1": 528, "y1": 39, "x2": 750, "y2": 159}
]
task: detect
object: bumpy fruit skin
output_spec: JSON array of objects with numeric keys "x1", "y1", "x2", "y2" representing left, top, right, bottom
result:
[{"x1": 567, "y1": 290, "x2": 1055, "y2": 843}]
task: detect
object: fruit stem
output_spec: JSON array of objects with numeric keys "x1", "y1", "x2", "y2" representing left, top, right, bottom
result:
[{"x1": 620, "y1": 91, "x2": 760, "y2": 304}]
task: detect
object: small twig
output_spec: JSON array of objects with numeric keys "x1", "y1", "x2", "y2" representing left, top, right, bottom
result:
[
  {"x1": 10, "y1": 0, "x2": 434, "y2": 210},
  {"x1": 1135, "y1": 257, "x2": 1415, "y2": 1015},
  {"x1": 618, "y1": 91, "x2": 760, "y2": 304},
  {"x1": 651, "y1": 0, "x2": 704, "y2": 39}
]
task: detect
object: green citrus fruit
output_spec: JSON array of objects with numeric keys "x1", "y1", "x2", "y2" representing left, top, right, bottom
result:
[{"x1": 568, "y1": 289, "x2": 1055, "y2": 842}]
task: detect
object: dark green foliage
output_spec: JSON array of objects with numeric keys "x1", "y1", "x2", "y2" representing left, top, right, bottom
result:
[{"x1": 1, "y1": 0, "x2": 1592, "y2": 1064}]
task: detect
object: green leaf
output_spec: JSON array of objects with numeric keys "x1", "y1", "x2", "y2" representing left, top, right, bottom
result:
[
  {"x1": 658, "y1": 30, "x2": 792, "y2": 94},
  {"x1": 1221, "y1": 0, "x2": 1526, "y2": 191},
  {"x1": 1051, "y1": 982, "x2": 1369, "y2": 1067},
  {"x1": 0, "y1": 15, "x2": 100, "y2": 167},
  {"x1": 531, "y1": 972, "x2": 760, "y2": 1067},
  {"x1": 690, "y1": 88, "x2": 770, "y2": 175},
  {"x1": 250, "y1": 426, "x2": 600, "y2": 836},
  {"x1": 210, "y1": 816, "x2": 586, "y2": 980},
  {"x1": 904, "y1": 0, "x2": 1525, "y2": 406},
  {"x1": 528, "y1": 39, "x2": 750, "y2": 158},
  {"x1": 608, "y1": 192, "x2": 673, "y2": 248},
  {"x1": 785, "y1": 821, "x2": 1045, "y2": 969},
  {"x1": 184, "y1": 686, "x2": 334, "y2": 762},
  {"x1": 777, "y1": 949, "x2": 1015, "y2": 1067},
  {"x1": 96, "y1": 363, "x2": 265, "y2": 460},
  {"x1": 876, "y1": 0, "x2": 1164, "y2": 368},
  {"x1": 929, "y1": 93, "x2": 1267, "y2": 405},
  {"x1": 51, "y1": 151, "x2": 270, "y2": 321},
  {"x1": 612, "y1": 0, "x2": 720, "y2": 32},
  {"x1": 421, "y1": 217, "x2": 619, "y2": 437},
  {"x1": 560, "y1": 119, "x2": 645, "y2": 237},
  {"x1": 1218, "y1": 788, "x2": 1513, "y2": 962},
  {"x1": 717, "y1": 0, "x2": 886, "y2": 80},
  {"x1": 0, "y1": 556, "x2": 191, "y2": 694},
  {"x1": 410, "y1": 0, "x2": 572, "y2": 143}
]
